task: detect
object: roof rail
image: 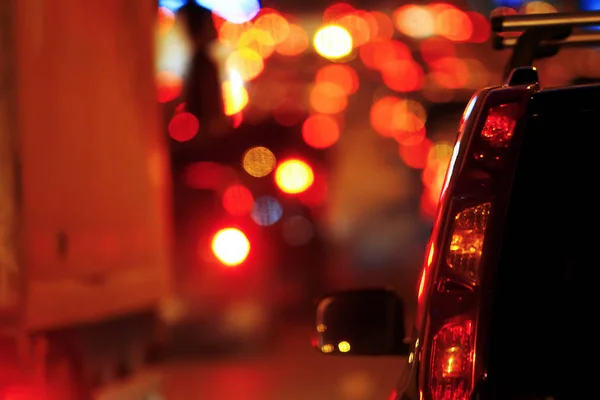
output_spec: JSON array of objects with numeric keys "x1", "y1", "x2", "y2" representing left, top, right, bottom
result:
[
  {"x1": 491, "y1": 11, "x2": 600, "y2": 33},
  {"x1": 491, "y1": 12, "x2": 600, "y2": 80}
]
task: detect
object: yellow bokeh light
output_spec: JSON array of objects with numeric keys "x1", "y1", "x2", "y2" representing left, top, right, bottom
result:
[
  {"x1": 275, "y1": 159, "x2": 314, "y2": 194},
  {"x1": 211, "y1": 228, "x2": 250, "y2": 267},
  {"x1": 222, "y1": 71, "x2": 249, "y2": 116},
  {"x1": 321, "y1": 344, "x2": 334, "y2": 353},
  {"x1": 393, "y1": 5, "x2": 435, "y2": 38},
  {"x1": 338, "y1": 341, "x2": 351, "y2": 353},
  {"x1": 522, "y1": 1, "x2": 557, "y2": 14},
  {"x1": 237, "y1": 28, "x2": 276, "y2": 59},
  {"x1": 313, "y1": 25, "x2": 353, "y2": 60},
  {"x1": 225, "y1": 48, "x2": 264, "y2": 82},
  {"x1": 242, "y1": 146, "x2": 277, "y2": 177}
]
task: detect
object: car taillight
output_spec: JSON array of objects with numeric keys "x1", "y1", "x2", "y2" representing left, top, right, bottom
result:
[
  {"x1": 447, "y1": 203, "x2": 491, "y2": 283},
  {"x1": 472, "y1": 101, "x2": 521, "y2": 168},
  {"x1": 479, "y1": 103, "x2": 519, "y2": 148},
  {"x1": 430, "y1": 321, "x2": 475, "y2": 400},
  {"x1": 421, "y1": 86, "x2": 535, "y2": 400}
]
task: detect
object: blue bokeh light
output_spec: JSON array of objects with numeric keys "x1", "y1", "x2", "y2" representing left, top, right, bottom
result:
[
  {"x1": 195, "y1": 0, "x2": 261, "y2": 24},
  {"x1": 580, "y1": 0, "x2": 600, "y2": 9},
  {"x1": 578, "y1": 1, "x2": 600, "y2": 30},
  {"x1": 492, "y1": 0, "x2": 524, "y2": 7},
  {"x1": 159, "y1": 0, "x2": 186, "y2": 12},
  {"x1": 251, "y1": 196, "x2": 283, "y2": 226}
]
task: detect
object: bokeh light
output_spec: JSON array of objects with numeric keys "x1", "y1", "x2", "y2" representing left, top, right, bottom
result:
[
  {"x1": 222, "y1": 70, "x2": 249, "y2": 116},
  {"x1": 315, "y1": 64, "x2": 359, "y2": 96},
  {"x1": 335, "y1": 12, "x2": 372, "y2": 47},
  {"x1": 251, "y1": 196, "x2": 283, "y2": 226},
  {"x1": 275, "y1": 159, "x2": 315, "y2": 194},
  {"x1": 211, "y1": 228, "x2": 250, "y2": 267},
  {"x1": 159, "y1": 0, "x2": 186, "y2": 12},
  {"x1": 168, "y1": 112, "x2": 199, "y2": 142},
  {"x1": 254, "y1": 10, "x2": 290, "y2": 44},
  {"x1": 238, "y1": 28, "x2": 276, "y2": 59},
  {"x1": 393, "y1": 5, "x2": 435, "y2": 38},
  {"x1": 310, "y1": 82, "x2": 348, "y2": 114},
  {"x1": 222, "y1": 184, "x2": 254, "y2": 216},
  {"x1": 156, "y1": 71, "x2": 183, "y2": 103},
  {"x1": 323, "y1": 3, "x2": 356, "y2": 22},
  {"x1": 302, "y1": 114, "x2": 341, "y2": 149},
  {"x1": 399, "y1": 138, "x2": 433, "y2": 169},
  {"x1": 313, "y1": 25, "x2": 353, "y2": 60},
  {"x1": 369, "y1": 11, "x2": 395, "y2": 40},
  {"x1": 275, "y1": 24, "x2": 309, "y2": 56},
  {"x1": 225, "y1": 48, "x2": 264, "y2": 82},
  {"x1": 196, "y1": 0, "x2": 261, "y2": 24},
  {"x1": 359, "y1": 40, "x2": 411, "y2": 71},
  {"x1": 381, "y1": 59, "x2": 424, "y2": 92},
  {"x1": 242, "y1": 146, "x2": 277, "y2": 177}
]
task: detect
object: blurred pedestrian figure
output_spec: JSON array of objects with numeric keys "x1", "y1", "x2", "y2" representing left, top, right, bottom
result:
[{"x1": 178, "y1": 1, "x2": 230, "y2": 135}]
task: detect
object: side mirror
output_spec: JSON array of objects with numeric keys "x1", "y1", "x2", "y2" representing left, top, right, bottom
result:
[{"x1": 312, "y1": 287, "x2": 409, "y2": 356}]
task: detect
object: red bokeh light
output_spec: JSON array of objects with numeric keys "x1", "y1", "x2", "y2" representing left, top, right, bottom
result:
[
  {"x1": 222, "y1": 184, "x2": 254, "y2": 216},
  {"x1": 168, "y1": 112, "x2": 199, "y2": 142}
]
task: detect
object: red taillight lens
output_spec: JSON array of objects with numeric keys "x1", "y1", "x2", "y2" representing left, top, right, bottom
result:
[
  {"x1": 430, "y1": 320, "x2": 474, "y2": 400},
  {"x1": 480, "y1": 103, "x2": 519, "y2": 148},
  {"x1": 447, "y1": 203, "x2": 491, "y2": 283}
]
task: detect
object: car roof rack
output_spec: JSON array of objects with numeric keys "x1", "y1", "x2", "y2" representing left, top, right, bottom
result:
[{"x1": 491, "y1": 11, "x2": 600, "y2": 81}]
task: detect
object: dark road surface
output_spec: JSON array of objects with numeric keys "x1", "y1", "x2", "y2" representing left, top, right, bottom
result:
[{"x1": 162, "y1": 324, "x2": 406, "y2": 400}]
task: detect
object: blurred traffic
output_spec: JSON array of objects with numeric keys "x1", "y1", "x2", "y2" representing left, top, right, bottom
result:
[
  {"x1": 154, "y1": 0, "x2": 599, "y2": 350},
  {"x1": 2, "y1": 0, "x2": 600, "y2": 399}
]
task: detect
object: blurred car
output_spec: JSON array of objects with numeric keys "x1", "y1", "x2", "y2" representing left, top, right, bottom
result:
[{"x1": 312, "y1": 11, "x2": 599, "y2": 400}]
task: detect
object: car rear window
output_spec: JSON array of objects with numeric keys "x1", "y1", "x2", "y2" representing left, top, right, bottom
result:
[{"x1": 486, "y1": 87, "x2": 598, "y2": 399}]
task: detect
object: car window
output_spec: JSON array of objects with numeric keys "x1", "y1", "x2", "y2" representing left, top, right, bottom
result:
[{"x1": 486, "y1": 89, "x2": 597, "y2": 399}]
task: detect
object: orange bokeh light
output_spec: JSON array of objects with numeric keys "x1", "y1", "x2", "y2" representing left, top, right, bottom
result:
[
  {"x1": 323, "y1": 2, "x2": 356, "y2": 22},
  {"x1": 225, "y1": 48, "x2": 264, "y2": 81},
  {"x1": 275, "y1": 24, "x2": 309, "y2": 56},
  {"x1": 302, "y1": 114, "x2": 341, "y2": 149},
  {"x1": 335, "y1": 13, "x2": 371, "y2": 47},
  {"x1": 238, "y1": 28, "x2": 276, "y2": 59},
  {"x1": 309, "y1": 82, "x2": 347, "y2": 114},
  {"x1": 218, "y1": 21, "x2": 252, "y2": 47},
  {"x1": 465, "y1": 11, "x2": 491, "y2": 43},
  {"x1": 254, "y1": 11, "x2": 290, "y2": 44},
  {"x1": 359, "y1": 39, "x2": 411, "y2": 71},
  {"x1": 381, "y1": 59, "x2": 425, "y2": 92},
  {"x1": 315, "y1": 64, "x2": 359, "y2": 95},
  {"x1": 399, "y1": 138, "x2": 433, "y2": 169},
  {"x1": 157, "y1": 7, "x2": 175, "y2": 35},
  {"x1": 435, "y1": 8, "x2": 473, "y2": 42},
  {"x1": 429, "y1": 58, "x2": 470, "y2": 89},
  {"x1": 369, "y1": 11, "x2": 395, "y2": 40},
  {"x1": 419, "y1": 37, "x2": 455, "y2": 64},
  {"x1": 370, "y1": 97, "x2": 427, "y2": 139}
]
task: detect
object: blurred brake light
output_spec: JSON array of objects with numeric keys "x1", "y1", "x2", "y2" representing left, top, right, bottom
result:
[
  {"x1": 447, "y1": 202, "x2": 491, "y2": 283},
  {"x1": 212, "y1": 227, "x2": 250, "y2": 267},
  {"x1": 480, "y1": 103, "x2": 519, "y2": 147},
  {"x1": 430, "y1": 320, "x2": 474, "y2": 400}
]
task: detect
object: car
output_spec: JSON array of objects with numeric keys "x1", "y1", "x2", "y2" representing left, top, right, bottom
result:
[{"x1": 312, "y1": 11, "x2": 600, "y2": 400}]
